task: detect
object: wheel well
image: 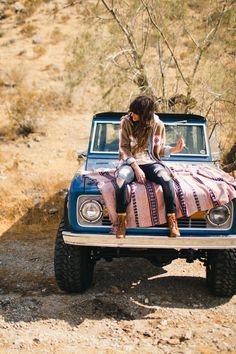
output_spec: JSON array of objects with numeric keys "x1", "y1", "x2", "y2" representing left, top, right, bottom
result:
[{"x1": 63, "y1": 192, "x2": 70, "y2": 229}]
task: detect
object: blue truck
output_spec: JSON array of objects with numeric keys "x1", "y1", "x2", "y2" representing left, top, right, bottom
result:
[{"x1": 54, "y1": 112, "x2": 236, "y2": 297}]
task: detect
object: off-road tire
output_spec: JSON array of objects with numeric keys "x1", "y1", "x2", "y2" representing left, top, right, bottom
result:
[
  {"x1": 54, "y1": 218, "x2": 95, "y2": 293},
  {"x1": 206, "y1": 250, "x2": 236, "y2": 297}
]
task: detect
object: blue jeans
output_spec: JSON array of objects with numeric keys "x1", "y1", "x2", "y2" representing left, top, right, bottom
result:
[{"x1": 114, "y1": 162, "x2": 176, "y2": 214}]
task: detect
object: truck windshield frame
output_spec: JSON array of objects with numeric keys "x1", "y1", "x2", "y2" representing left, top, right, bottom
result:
[{"x1": 90, "y1": 120, "x2": 210, "y2": 157}]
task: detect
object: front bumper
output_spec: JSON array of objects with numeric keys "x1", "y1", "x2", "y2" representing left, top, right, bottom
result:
[{"x1": 62, "y1": 232, "x2": 236, "y2": 249}]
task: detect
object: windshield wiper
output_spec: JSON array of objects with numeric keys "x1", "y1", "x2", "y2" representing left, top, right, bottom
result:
[{"x1": 166, "y1": 120, "x2": 188, "y2": 125}]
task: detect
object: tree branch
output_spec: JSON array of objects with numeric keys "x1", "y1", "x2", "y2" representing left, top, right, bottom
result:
[
  {"x1": 141, "y1": 0, "x2": 189, "y2": 87},
  {"x1": 186, "y1": 1, "x2": 228, "y2": 102},
  {"x1": 184, "y1": 26, "x2": 199, "y2": 48},
  {"x1": 101, "y1": 0, "x2": 154, "y2": 97},
  {"x1": 141, "y1": 14, "x2": 150, "y2": 57},
  {"x1": 222, "y1": 161, "x2": 236, "y2": 173},
  {"x1": 205, "y1": 97, "x2": 219, "y2": 118},
  {"x1": 50, "y1": 0, "x2": 82, "y2": 15},
  {"x1": 157, "y1": 38, "x2": 166, "y2": 98},
  {"x1": 107, "y1": 48, "x2": 133, "y2": 62},
  {"x1": 101, "y1": 0, "x2": 139, "y2": 63},
  {"x1": 205, "y1": 96, "x2": 236, "y2": 118}
]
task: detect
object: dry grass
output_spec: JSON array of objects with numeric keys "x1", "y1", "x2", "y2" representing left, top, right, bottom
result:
[
  {"x1": 0, "y1": 77, "x2": 5, "y2": 88},
  {"x1": 64, "y1": 34, "x2": 91, "y2": 102},
  {"x1": 0, "y1": 171, "x2": 68, "y2": 234},
  {"x1": 7, "y1": 89, "x2": 42, "y2": 136},
  {"x1": 0, "y1": 67, "x2": 25, "y2": 88},
  {"x1": 7, "y1": 67, "x2": 25, "y2": 87},
  {"x1": 15, "y1": 0, "x2": 43, "y2": 20},
  {"x1": 188, "y1": 0, "x2": 207, "y2": 13},
  {"x1": 20, "y1": 23, "x2": 38, "y2": 37},
  {"x1": 32, "y1": 45, "x2": 47, "y2": 58},
  {"x1": 59, "y1": 14, "x2": 70, "y2": 23},
  {"x1": 161, "y1": 0, "x2": 186, "y2": 21},
  {"x1": 6, "y1": 86, "x2": 65, "y2": 137},
  {"x1": 50, "y1": 27, "x2": 66, "y2": 45}
]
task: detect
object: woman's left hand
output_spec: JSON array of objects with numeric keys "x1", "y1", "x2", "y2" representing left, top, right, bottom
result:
[{"x1": 172, "y1": 138, "x2": 185, "y2": 153}]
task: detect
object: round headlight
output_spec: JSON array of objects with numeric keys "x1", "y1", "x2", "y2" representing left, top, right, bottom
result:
[
  {"x1": 207, "y1": 205, "x2": 230, "y2": 226},
  {"x1": 80, "y1": 199, "x2": 103, "y2": 223}
]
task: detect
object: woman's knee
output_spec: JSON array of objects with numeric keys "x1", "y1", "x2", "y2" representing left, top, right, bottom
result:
[
  {"x1": 156, "y1": 169, "x2": 172, "y2": 182},
  {"x1": 116, "y1": 176, "x2": 126, "y2": 188},
  {"x1": 115, "y1": 165, "x2": 134, "y2": 186},
  {"x1": 155, "y1": 171, "x2": 174, "y2": 196}
]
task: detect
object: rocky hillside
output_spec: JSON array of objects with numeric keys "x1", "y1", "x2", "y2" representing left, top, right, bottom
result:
[{"x1": 0, "y1": 0, "x2": 235, "y2": 232}]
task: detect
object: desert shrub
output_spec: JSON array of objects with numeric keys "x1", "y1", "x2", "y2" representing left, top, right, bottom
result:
[
  {"x1": 20, "y1": 23, "x2": 38, "y2": 37},
  {"x1": 22, "y1": 0, "x2": 43, "y2": 16},
  {"x1": 50, "y1": 27, "x2": 65, "y2": 45},
  {"x1": 64, "y1": 33, "x2": 93, "y2": 102},
  {"x1": 43, "y1": 90, "x2": 66, "y2": 110},
  {"x1": 0, "y1": 68, "x2": 25, "y2": 88},
  {"x1": 8, "y1": 68, "x2": 26, "y2": 87},
  {"x1": 207, "y1": 6, "x2": 235, "y2": 27},
  {"x1": 160, "y1": 0, "x2": 186, "y2": 21},
  {"x1": 32, "y1": 45, "x2": 47, "y2": 58},
  {"x1": 7, "y1": 89, "x2": 43, "y2": 136},
  {"x1": 187, "y1": 0, "x2": 206, "y2": 13},
  {"x1": 15, "y1": 0, "x2": 50, "y2": 20},
  {"x1": 59, "y1": 14, "x2": 70, "y2": 23},
  {"x1": 7, "y1": 88, "x2": 64, "y2": 137}
]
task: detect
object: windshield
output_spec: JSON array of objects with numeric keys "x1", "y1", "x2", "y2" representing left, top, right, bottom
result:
[
  {"x1": 165, "y1": 124, "x2": 207, "y2": 155},
  {"x1": 92, "y1": 122, "x2": 120, "y2": 152},
  {"x1": 91, "y1": 122, "x2": 207, "y2": 155}
]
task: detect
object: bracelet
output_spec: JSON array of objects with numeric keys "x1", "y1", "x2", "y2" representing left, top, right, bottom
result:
[
  {"x1": 164, "y1": 146, "x2": 171, "y2": 158},
  {"x1": 126, "y1": 157, "x2": 136, "y2": 165}
]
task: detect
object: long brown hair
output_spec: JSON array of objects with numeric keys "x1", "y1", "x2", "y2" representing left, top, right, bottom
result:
[{"x1": 129, "y1": 95, "x2": 155, "y2": 152}]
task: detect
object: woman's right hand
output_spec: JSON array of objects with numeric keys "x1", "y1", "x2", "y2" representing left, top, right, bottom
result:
[{"x1": 132, "y1": 164, "x2": 146, "y2": 184}]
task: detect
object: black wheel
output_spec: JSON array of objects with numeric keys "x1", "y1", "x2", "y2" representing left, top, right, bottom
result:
[
  {"x1": 206, "y1": 250, "x2": 236, "y2": 297},
  {"x1": 54, "y1": 218, "x2": 95, "y2": 293}
]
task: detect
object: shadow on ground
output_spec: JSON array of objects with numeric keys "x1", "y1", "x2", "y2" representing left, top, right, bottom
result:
[{"x1": 0, "y1": 192, "x2": 231, "y2": 327}]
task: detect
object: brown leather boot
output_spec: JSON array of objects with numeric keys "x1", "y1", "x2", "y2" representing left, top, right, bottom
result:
[
  {"x1": 167, "y1": 213, "x2": 180, "y2": 237},
  {"x1": 116, "y1": 213, "x2": 127, "y2": 238}
]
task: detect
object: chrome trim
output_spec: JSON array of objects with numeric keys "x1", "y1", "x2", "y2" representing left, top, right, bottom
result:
[
  {"x1": 77, "y1": 195, "x2": 105, "y2": 226},
  {"x1": 63, "y1": 232, "x2": 236, "y2": 249},
  {"x1": 90, "y1": 121, "x2": 209, "y2": 157},
  {"x1": 207, "y1": 204, "x2": 231, "y2": 227},
  {"x1": 79, "y1": 199, "x2": 103, "y2": 223},
  {"x1": 90, "y1": 121, "x2": 120, "y2": 154},
  {"x1": 77, "y1": 195, "x2": 234, "y2": 232}
]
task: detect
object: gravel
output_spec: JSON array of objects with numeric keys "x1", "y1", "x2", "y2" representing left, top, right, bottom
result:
[{"x1": 0, "y1": 228, "x2": 235, "y2": 353}]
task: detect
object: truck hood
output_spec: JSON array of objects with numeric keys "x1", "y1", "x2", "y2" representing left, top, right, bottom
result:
[{"x1": 81, "y1": 161, "x2": 219, "y2": 194}]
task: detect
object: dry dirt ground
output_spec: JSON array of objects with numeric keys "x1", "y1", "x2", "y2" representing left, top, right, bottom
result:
[{"x1": 0, "y1": 225, "x2": 236, "y2": 353}]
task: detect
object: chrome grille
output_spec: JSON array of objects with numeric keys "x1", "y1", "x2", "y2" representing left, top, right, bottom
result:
[
  {"x1": 160, "y1": 218, "x2": 207, "y2": 229},
  {"x1": 102, "y1": 216, "x2": 207, "y2": 228},
  {"x1": 102, "y1": 215, "x2": 112, "y2": 226}
]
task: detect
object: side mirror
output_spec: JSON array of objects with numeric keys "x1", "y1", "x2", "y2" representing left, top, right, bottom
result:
[{"x1": 77, "y1": 150, "x2": 87, "y2": 161}]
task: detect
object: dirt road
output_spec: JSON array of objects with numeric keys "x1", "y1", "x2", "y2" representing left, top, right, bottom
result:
[{"x1": 0, "y1": 219, "x2": 235, "y2": 354}]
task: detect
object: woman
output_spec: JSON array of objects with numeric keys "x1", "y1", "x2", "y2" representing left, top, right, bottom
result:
[{"x1": 115, "y1": 95, "x2": 185, "y2": 238}]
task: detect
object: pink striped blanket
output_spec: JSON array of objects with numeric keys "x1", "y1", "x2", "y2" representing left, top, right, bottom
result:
[{"x1": 83, "y1": 164, "x2": 236, "y2": 228}]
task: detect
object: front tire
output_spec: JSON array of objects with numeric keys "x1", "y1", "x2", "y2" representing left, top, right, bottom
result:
[
  {"x1": 54, "y1": 218, "x2": 95, "y2": 293},
  {"x1": 206, "y1": 250, "x2": 236, "y2": 297}
]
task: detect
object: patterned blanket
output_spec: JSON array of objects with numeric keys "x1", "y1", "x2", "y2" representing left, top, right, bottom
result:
[{"x1": 83, "y1": 164, "x2": 236, "y2": 228}]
